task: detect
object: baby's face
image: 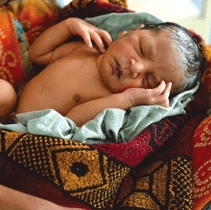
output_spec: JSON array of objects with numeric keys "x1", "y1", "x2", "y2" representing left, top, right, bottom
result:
[{"x1": 97, "y1": 28, "x2": 184, "y2": 94}]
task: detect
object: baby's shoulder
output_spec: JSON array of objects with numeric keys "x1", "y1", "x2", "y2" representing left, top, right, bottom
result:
[{"x1": 63, "y1": 41, "x2": 100, "y2": 61}]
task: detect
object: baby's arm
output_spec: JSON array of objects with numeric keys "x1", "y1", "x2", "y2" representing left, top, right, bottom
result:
[
  {"x1": 124, "y1": 80, "x2": 172, "y2": 108},
  {"x1": 0, "y1": 185, "x2": 82, "y2": 210},
  {"x1": 29, "y1": 18, "x2": 112, "y2": 66},
  {"x1": 66, "y1": 81, "x2": 171, "y2": 126},
  {"x1": 0, "y1": 79, "x2": 17, "y2": 124}
]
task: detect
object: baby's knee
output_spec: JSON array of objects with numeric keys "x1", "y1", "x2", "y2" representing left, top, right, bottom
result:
[{"x1": 0, "y1": 79, "x2": 17, "y2": 123}]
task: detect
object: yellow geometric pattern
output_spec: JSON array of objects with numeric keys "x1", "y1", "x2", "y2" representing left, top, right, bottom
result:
[
  {"x1": 115, "y1": 156, "x2": 192, "y2": 209},
  {"x1": 0, "y1": 130, "x2": 131, "y2": 209}
]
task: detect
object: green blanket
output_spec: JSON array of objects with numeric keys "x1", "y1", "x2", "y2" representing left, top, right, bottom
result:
[{"x1": 85, "y1": 12, "x2": 163, "y2": 40}]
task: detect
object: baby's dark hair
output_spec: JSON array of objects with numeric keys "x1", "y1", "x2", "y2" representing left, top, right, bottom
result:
[{"x1": 142, "y1": 22, "x2": 207, "y2": 95}]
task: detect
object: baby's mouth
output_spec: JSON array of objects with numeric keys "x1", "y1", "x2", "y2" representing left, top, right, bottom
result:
[{"x1": 114, "y1": 64, "x2": 122, "y2": 78}]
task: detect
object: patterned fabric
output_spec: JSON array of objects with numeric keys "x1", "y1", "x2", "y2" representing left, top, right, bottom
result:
[
  {"x1": 0, "y1": 129, "x2": 195, "y2": 209},
  {"x1": 0, "y1": 84, "x2": 207, "y2": 209},
  {"x1": 0, "y1": 0, "x2": 211, "y2": 209},
  {"x1": 8, "y1": 0, "x2": 63, "y2": 44},
  {"x1": 58, "y1": 0, "x2": 130, "y2": 21},
  {"x1": 0, "y1": 8, "x2": 26, "y2": 92},
  {"x1": 192, "y1": 47, "x2": 211, "y2": 210},
  {"x1": 193, "y1": 117, "x2": 211, "y2": 210},
  {"x1": 0, "y1": 0, "x2": 62, "y2": 92}
]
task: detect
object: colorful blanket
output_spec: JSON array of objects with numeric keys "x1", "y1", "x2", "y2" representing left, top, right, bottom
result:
[
  {"x1": 0, "y1": 0, "x2": 62, "y2": 92},
  {"x1": 0, "y1": 0, "x2": 211, "y2": 209}
]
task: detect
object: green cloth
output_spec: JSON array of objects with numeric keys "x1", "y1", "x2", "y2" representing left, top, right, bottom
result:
[{"x1": 85, "y1": 12, "x2": 163, "y2": 40}]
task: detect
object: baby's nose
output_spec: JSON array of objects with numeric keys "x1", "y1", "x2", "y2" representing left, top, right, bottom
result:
[{"x1": 129, "y1": 59, "x2": 144, "y2": 78}]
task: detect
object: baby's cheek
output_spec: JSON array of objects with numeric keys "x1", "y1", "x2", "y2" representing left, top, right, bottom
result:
[{"x1": 128, "y1": 80, "x2": 143, "y2": 89}]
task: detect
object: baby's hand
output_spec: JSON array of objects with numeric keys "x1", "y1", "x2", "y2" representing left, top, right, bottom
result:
[
  {"x1": 124, "y1": 80, "x2": 172, "y2": 108},
  {"x1": 64, "y1": 18, "x2": 112, "y2": 53}
]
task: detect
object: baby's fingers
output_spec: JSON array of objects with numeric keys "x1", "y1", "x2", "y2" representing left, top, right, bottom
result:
[
  {"x1": 90, "y1": 29, "x2": 112, "y2": 53},
  {"x1": 90, "y1": 31, "x2": 107, "y2": 53},
  {"x1": 82, "y1": 30, "x2": 106, "y2": 53},
  {"x1": 82, "y1": 30, "x2": 93, "y2": 48},
  {"x1": 98, "y1": 30, "x2": 112, "y2": 48},
  {"x1": 162, "y1": 82, "x2": 172, "y2": 97},
  {"x1": 153, "y1": 80, "x2": 167, "y2": 94}
]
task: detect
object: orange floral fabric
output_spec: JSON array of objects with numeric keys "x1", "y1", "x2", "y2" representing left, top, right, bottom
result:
[
  {"x1": 193, "y1": 116, "x2": 211, "y2": 209},
  {"x1": 7, "y1": 0, "x2": 62, "y2": 44},
  {"x1": 0, "y1": 0, "x2": 62, "y2": 92},
  {"x1": 193, "y1": 43, "x2": 211, "y2": 209},
  {"x1": 0, "y1": 8, "x2": 24, "y2": 92}
]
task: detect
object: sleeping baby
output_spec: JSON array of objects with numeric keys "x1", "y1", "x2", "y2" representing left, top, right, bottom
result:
[{"x1": 0, "y1": 14, "x2": 206, "y2": 127}]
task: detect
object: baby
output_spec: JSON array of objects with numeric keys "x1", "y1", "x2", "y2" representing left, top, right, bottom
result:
[{"x1": 0, "y1": 18, "x2": 206, "y2": 126}]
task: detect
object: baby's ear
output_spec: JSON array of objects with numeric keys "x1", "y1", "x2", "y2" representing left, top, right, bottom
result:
[{"x1": 118, "y1": 31, "x2": 128, "y2": 38}]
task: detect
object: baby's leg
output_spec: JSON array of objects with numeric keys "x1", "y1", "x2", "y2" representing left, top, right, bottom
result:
[{"x1": 0, "y1": 79, "x2": 17, "y2": 123}]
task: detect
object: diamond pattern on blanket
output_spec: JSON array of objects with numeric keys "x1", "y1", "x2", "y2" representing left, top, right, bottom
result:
[
  {"x1": 0, "y1": 130, "x2": 131, "y2": 209},
  {"x1": 114, "y1": 156, "x2": 192, "y2": 209}
]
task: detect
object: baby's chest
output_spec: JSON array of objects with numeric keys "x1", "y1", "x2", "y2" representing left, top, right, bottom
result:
[
  {"x1": 67, "y1": 81, "x2": 109, "y2": 105},
  {"x1": 49, "y1": 69, "x2": 101, "y2": 104}
]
